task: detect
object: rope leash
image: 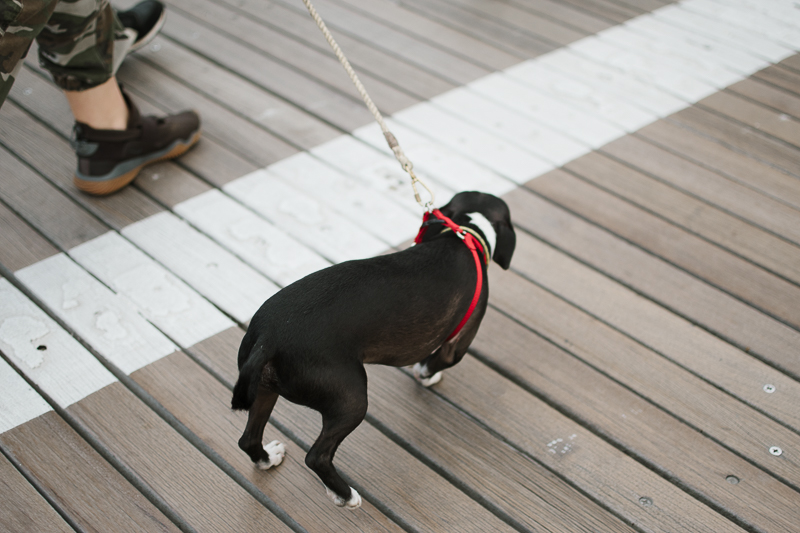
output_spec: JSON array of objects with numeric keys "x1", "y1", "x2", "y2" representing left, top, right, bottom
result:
[{"x1": 300, "y1": 0, "x2": 435, "y2": 210}]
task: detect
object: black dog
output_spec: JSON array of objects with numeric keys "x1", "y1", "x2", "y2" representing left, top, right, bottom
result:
[{"x1": 231, "y1": 191, "x2": 515, "y2": 509}]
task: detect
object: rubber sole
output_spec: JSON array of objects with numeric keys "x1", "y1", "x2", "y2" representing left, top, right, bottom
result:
[{"x1": 74, "y1": 129, "x2": 201, "y2": 196}]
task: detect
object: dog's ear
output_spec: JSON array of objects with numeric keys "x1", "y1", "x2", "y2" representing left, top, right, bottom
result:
[{"x1": 492, "y1": 221, "x2": 516, "y2": 270}]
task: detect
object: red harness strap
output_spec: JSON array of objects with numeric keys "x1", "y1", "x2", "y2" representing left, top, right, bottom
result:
[{"x1": 414, "y1": 209, "x2": 487, "y2": 341}]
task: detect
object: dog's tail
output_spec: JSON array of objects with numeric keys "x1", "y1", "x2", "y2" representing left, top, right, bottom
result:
[{"x1": 231, "y1": 331, "x2": 275, "y2": 411}]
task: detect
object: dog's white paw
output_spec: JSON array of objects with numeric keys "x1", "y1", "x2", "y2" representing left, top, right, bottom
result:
[
  {"x1": 256, "y1": 440, "x2": 286, "y2": 470},
  {"x1": 413, "y1": 363, "x2": 442, "y2": 387},
  {"x1": 326, "y1": 487, "x2": 362, "y2": 509}
]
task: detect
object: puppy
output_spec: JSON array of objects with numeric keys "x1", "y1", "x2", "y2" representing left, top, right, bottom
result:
[{"x1": 231, "y1": 191, "x2": 515, "y2": 509}]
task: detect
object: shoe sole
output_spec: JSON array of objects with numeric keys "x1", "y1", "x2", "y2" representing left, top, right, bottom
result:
[{"x1": 74, "y1": 129, "x2": 201, "y2": 196}]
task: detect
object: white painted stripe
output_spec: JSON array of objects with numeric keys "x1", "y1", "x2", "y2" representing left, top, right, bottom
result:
[
  {"x1": 122, "y1": 212, "x2": 278, "y2": 324},
  {"x1": 69, "y1": 232, "x2": 234, "y2": 348},
  {"x1": 224, "y1": 169, "x2": 388, "y2": 262},
  {"x1": 15, "y1": 255, "x2": 177, "y2": 375},
  {"x1": 268, "y1": 152, "x2": 420, "y2": 246},
  {"x1": 0, "y1": 358, "x2": 53, "y2": 434},
  {"x1": 392, "y1": 102, "x2": 554, "y2": 184},
  {"x1": 175, "y1": 190, "x2": 331, "y2": 287},
  {"x1": 0, "y1": 279, "x2": 117, "y2": 410},
  {"x1": 684, "y1": 0, "x2": 800, "y2": 49},
  {"x1": 354, "y1": 120, "x2": 518, "y2": 197},
  {"x1": 310, "y1": 135, "x2": 457, "y2": 209}
]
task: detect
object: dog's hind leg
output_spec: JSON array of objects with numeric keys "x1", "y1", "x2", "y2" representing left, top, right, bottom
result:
[
  {"x1": 239, "y1": 386, "x2": 285, "y2": 470},
  {"x1": 305, "y1": 365, "x2": 367, "y2": 509}
]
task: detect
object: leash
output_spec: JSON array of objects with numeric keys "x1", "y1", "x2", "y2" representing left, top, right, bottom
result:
[
  {"x1": 414, "y1": 210, "x2": 488, "y2": 341},
  {"x1": 300, "y1": 0, "x2": 435, "y2": 210}
]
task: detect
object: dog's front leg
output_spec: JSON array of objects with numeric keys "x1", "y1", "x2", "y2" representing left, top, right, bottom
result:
[
  {"x1": 414, "y1": 316, "x2": 482, "y2": 387},
  {"x1": 238, "y1": 387, "x2": 285, "y2": 470}
]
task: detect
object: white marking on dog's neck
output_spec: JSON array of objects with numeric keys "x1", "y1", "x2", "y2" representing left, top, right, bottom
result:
[{"x1": 467, "y1": 212, "x2": 496, "y2": 258}]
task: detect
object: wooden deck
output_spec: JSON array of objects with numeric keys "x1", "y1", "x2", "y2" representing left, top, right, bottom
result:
[{"x1": 2, "y1": 0, "x2": 800, "y2": 531}]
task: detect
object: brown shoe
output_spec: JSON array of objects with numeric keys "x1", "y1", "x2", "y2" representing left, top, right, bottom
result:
[{"x1": 71, "y1": 89, "x2": 200, "y2": 196}]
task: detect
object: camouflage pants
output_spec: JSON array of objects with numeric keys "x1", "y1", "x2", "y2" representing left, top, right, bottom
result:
[{"x1": 0, "y1": 0, "x2": 133, "y2": 108}]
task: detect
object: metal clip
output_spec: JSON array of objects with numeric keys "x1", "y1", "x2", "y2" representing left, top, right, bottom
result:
[{"x1": 407, "y1": 163, "x2": 435, "y2": 210}]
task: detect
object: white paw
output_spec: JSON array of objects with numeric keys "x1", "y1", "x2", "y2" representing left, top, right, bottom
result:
[
  {"x1": 413, "y1": 363, "x2": 442, "y2": 387},
  {"x1": 326, "y1": 487, "x2": 362, "y2": 509},
  {"x1": 256, "y1": 440, "x2": 286, "y2": 470}
]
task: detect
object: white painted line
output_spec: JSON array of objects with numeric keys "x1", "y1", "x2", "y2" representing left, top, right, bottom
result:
[
  {"x1": 504, "y1": 61, "x2": 657, "y2": 132},
  {"x1": 0, "y1": 279, "x2": 117, "y2": 410},
  {"x1": 69, "y1": 232, "x2": 234, "y2": 348},
  {"x1": 654, "y1": 4, "x2": 794, "y2": 62},
  {"x1": 268, "y1": 152, "x2": 420, "y2": 246},
  {"x1": 175, "y1": 190, "x2": 330, "y2": 287},
  {"x1": 431, "y1": 88, "x2": 589, "y2": 166},
  {"x1": 469, "y1": 72, "x2": 627, "y2": 147},
  {"x1": 122, "y1": 212, "x2": 278, "y2": 324},
  {"x1": 0, "y1": 358, "x2": 53, "y2": 434},
  {"x1": 354, "y1": 120, "x2": 520, "y2": 197},
  {"x1": 310, "y1": 135, "x2": 455, "y2": 210},
  {"x1": 224, "y1": 169, "x2": 388, "y2": 262},
  {"x1": 15, "y1": 255, "x2": 177, "y2": 375},
  {"x1": 683, "y1": 0, "x2": 800, "y2": 50},
  {"x1": 718, "y1": 0, "x2": 800, "y2": 28},
  {"x1": 393, "y1": 102, "x2": 554, "y2": 184},
  {"x1": 535, "y1": 49, "x2": 687, "y2": 118}
]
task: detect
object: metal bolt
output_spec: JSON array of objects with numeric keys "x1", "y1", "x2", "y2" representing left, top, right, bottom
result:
[
  {"x1": 769, "y1": 446, "x2": 782, "y2": 456},
  {"x1": 726, "y1": 475, "x2": 739, "y2": 485},
  {"x1": 638, "y1": 496, "x2": 653, "y2": 507},
  {"x1": 763, "y1": 384, "x2": 776, "y2": 394}
]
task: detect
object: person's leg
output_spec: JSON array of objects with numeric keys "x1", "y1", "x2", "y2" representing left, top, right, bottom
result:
[
  {"x1": 0, "y1": 0, "x2": 59, "y2": 107},
  {"x1": 34, "y1": 0, "x2": 200, "y2": 195}
]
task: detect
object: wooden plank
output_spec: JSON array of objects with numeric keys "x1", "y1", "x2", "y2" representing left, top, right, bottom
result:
[
  {"x1": 0, "y1": 358, "x2": 53, "y2": 434},
  {"x1": 502, "y1": 220, "x2": 800, "y2": 434},
  {"x1": 0, "y1": 202, "x2": 58, "y2": 273},
  {"x1": 0, "y1": 453, "x2": 73, "y2": 533},
  {"x1": 13, "y1": 58, "x2": 257, "y2": 191},
  {"x1": 174, "y1": 190, "x2": 331, "y2": 288},
  {"x1": 0, "y1": 144, "x2": 107, "y2": 251},
  {"x1": 224, "y1": 169, "x2": 389, "y2": 262},
  {"x1": 133, "y1": 351, "x2": 406, "y2": 533},
  {"x1": 601, "y1": 135, "x2": 800, "y2": 246},
  {"x1": 701, "y1": 90, "x2": 800, "y2": 149},
  {"x1": 779, "y1": 53, "x2": 800, "y2": 73},
  {"x1": 636, "y1": 119, "x2": 800, "y2": 212},
  {"x1": 1, "y1": 282, "x2": 293, "y2": 532},
  {"x1": 415, "y1": 0, "x2": 589, "y2": 47},
  {"x1": 394, "y1": 0, "x2": 554, "y2": 58},
  {"x1": 182, "y1": 330, "x2": 517, "y2": 532},
  {"x1": 118, "y1": 56, "x2": 298, "y2": 168},
  {"x1": 163, "y1": 0, "x2": 439, "y2": 107},
  {"x1": 263, "y1": 0, "x2": 492, "y2": 85},
  {"x1": 122, "y1": 212, "x2": 279, "y2": 324},
  {"x1": 505, "y1": 0, "x2": 616, "y2": 34},
  {"x1": 523, "y1": 169, "x2": 800, "y2": 376},
  {"x1": 550, "y1": 0, "x2": 642, "y2": 23},
  {"x1": 364, "y1": 366, "x2": 637, "y2": 532},
  {"x1": 728, "y1": 76, "x2": 800, "y2": 120},
  {"x1": 471, "y1": 299, "x2": 800, "y2": 532},
  {"x1": 565, "y1": 151, "x2": 800, "y2": 286},
  {"x1": 435, "y1": 357, "x2": 747, "y2": 533},
  {"x1": 2, "y1": 409, "x2": 181, "y2": 532},
  {"x1": 325, "y1": 0, "x2": 524, "y2": 69},
  {"x1": 69, "y1": 232, "x2": 235, "y2": 348}
]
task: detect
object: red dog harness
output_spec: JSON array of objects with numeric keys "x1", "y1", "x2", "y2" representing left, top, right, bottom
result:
[{"x1": 414, "y1": 209, "x2": 489, "y2": 341}]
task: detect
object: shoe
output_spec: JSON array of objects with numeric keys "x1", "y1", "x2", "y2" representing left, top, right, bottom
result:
[
  {"x1": 71, "y1": 89, "x2": 201, "y2": 196},
  {"x1": 118, "y1": 0, "x2": 166, "y2": 53}
]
